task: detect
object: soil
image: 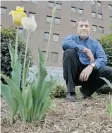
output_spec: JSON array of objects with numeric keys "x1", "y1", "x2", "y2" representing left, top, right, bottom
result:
[{"x1": 1, "y1": 94, "x2": 112, "y2": 133}]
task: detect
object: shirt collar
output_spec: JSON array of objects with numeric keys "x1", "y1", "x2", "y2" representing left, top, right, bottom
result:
[{"x1": 76, "y1": 35, "x2": 90, "y2": 44}]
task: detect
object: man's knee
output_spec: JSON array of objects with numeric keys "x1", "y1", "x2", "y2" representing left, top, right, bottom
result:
[
  {"x1": 98, "y1": 66, "x2": 112, "y2": 78},
  {"x1": 63, "y1": 48, "x2": 77, "y2": 58}
]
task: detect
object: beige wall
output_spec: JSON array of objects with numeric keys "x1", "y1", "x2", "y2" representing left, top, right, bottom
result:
[{"x1": 1, "y1": 1, "x2": 112, "y2": 67}]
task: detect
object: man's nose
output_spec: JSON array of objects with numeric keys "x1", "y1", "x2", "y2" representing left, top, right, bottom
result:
[{"x1": 82, "y1": 26, "x2": 86, "y2": 29}]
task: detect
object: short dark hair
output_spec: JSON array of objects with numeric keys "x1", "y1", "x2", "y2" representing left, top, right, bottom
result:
[{"x1": 76, "y1": 17, "x2": 91, "y2": 26}]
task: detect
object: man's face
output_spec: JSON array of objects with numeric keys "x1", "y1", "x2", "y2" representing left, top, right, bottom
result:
[{"x1": 77, "y1": 20, "x2": 91, "y2": 39}]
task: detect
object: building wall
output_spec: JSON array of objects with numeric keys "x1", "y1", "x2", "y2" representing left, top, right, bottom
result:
[{"x1": 1, "y1": 0, "x2": 112, "y2": 67}]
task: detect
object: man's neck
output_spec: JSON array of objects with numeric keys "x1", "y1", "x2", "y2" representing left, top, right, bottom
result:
[{"x1": 79, "y1": 36, "x2": 89, "y2": 40}]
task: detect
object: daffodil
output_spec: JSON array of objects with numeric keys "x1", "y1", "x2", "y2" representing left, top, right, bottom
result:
[
  {"x1": 22, "y1": 16, "x2": 37, "y2": 32},
  {"x1": 9, "y1": 6, "x2": 27, "y2": 26},
  {"x1": 21, "y1": 16, "x2": 37, "y2": 88}
]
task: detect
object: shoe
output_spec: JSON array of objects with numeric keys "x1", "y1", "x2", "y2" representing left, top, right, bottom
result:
[
  {"x1": 80, "y1": 87, "x2": 91, "y2": 99},
  {"x1": 65, "y1": 93, "x2": 76, "y2": 102}
]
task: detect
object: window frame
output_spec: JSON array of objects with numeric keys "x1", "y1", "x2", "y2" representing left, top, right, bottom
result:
[
  {"x1": 77, "y1": 8, "x2": 83, "y2": 15},
  {"x1": 28, "y1": 12, "x2": 35, "y2": 17},
  {"x1": 44, "y1": 32, "x2": 49, "y2": 40},
  {"x1": 92, "y1": 25, "x2": 97, "y2": 32},
  {"x1": 1, "y1": 6, "x2": 7, "y2": 15},
  {"x1": 92, "y1": 12, "x2": 97, "y2": 18},
  {"x1": 53, "y1": 33, "x2": 60, "y2": 42},
  {"x1": 98, "y1": 26, "x2": 104, "y2": 33},
  {"x1": 71, "y1": 6, "x2": 77, "y2": 13},
  {"x1": 51, "y1": 52, "x2": 58, "y2": 62},
  {"x1": 71, "y1": 20, "x2": 76, "y2": 27}
]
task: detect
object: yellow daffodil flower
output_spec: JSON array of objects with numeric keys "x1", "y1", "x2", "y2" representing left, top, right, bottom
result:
[{"x1": 9, "y1": 6, "x2": 27, "y2": 26}]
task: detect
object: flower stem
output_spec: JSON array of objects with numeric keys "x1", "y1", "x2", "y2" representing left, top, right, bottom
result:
[
  {"x1": 15, "y1": 27, "x2": 19, "y2": 62},
  {"x1": 45, "y1": 8, "x2": 56, "y2": 64},
  {"x1": 22, "y1": 30, "x2": 30, "y2": 89}
]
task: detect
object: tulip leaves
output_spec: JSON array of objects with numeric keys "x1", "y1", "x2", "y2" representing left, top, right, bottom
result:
[{"x1": 1, "y1": 45, "x2": 56, "y2": 124}]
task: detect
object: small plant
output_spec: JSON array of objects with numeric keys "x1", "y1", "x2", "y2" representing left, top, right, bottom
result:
[
  {"x1": 107, "y1": 93, "x2": 112, "y2": 120},
  {"x1": 1, "y1": 27, "x2": 32, "y2": 84},
  {"x1": 50, "y1": 84, "x2": 67, "y2": 98},
  {"x1": 99, "y1": 34, "x2": 112, "y2": 67},
  {"x1": 100, "y1": 77, "x2": 112, "y2": 120}
]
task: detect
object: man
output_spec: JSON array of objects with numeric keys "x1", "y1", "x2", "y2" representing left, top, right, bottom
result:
[{"x1": 62, "y1": 17, "x2": 112, "y2": 102}]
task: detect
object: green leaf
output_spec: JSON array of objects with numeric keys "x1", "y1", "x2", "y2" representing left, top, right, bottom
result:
[
  {"x1": 100, "y1": 77, "x2": 112, "y2": 89},
  {"x1": 24, "y1": 61, "x2": 30, "y2": 87},
  {"x1": 8, "y1": 42, "x2": 15, "y2": 68},
  {"x1": 8, "y1": 44, "x2": 22, "y2": 88},
  {"x1": 38, "y1": 48, "x2": 45, "y2": 65},
  {"x1": 1, "y1": 74, "x2": 24, "y2": 109},
  {"x1": 107, "y1": 104, "x2": 112, "y2": 113},
  {"x1": 34, "y1": 77, "x2": 56, "y2": 119},
  {"x1": 32, "y1": 49, "x2": 48, "y2": 118},
  {"x1": 38, "y1": 96, "x2": 52, "y2": 120},
  {"x1": 22, "y1": 85, "x2": 33, "y2": 122},
  {"x1": 32, "y1": 48, "x2": 47, "y2": 100},
  {"x1": 1, "y1": 84, "x2": 18, "y2": 124}
]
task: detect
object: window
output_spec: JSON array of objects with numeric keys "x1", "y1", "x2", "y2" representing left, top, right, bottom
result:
[
  {"x1": 98, "y1": 26, "x2": 104, "y2": 33},
  {"x1": 53, "y1": 33, "x2": 60, "y2": 42},
  {"x1": 48, "y1": 1, "x2": 54, "y2": 8},
  {"x1": 48, "y1": 1, "x2": 62, "y2": 9},
  {"x1": 46, "y1": 16, "x2": 61, "y2": 24},
  {"x1": 1, "y1": 7, "x2": 7, "y2": 15},
  {"x1": 42, "y1": 51, "x2": 49, "y2": 60},
  {"x1": 77, "y1": 8, "x2": 83, "y2": 15},
  {"x1": 51, "y1": 52, "x2": 58, "y2": 62},
  {"x1": 18, "y1": 28, "x2": 23, "y2": 34},
  {"x1": 29, "y1": 12, "x2": 35, "y2": 17},
  {"x1": 92, "y1": 12, "x2": 96, "y2": 18},
  {"x1": 24, "y1": 30, "x2": 29, "y2": 38},
  {"x1": 56, "y1": 3, "x2": 62, "y2": 10},
  {"x1": 21, "y1": 0, "x2": 28, "y2": 2},
  {"x1": 97, "y1": 1, "x2": 101, "y2": 7},
  {"x1": 109, "y1": 4, "x2": 112, "y2": 10},
  {"x1": 31, "y1": 0, "x2": 38, "y2": 4},
  {"x1": 54, "y1": 17, "x2": 61, "y2": 24},
  {"x1": 98, "y1": 13, "x2": 103, "y2": 19},
  {"x1": 24, "y1": 10, "x2": 27, "y2": 13},
  {"x1": 71, "y1": 20, "x2": 76, "y2": 27},
  {"x1": 44, "y1": 32, "x2": 49, "y2": 40},
  {"x1": 46, "y1": 15, "x2": 52, "y2": 23},
  {"x1": 71, "y1": 6, "x2": 76, "y2": 13},
  {"x1": 0, "y1": 25, "x2": 2, "y2": 30},
  {"x1": 91, "y1": 0, "x2": 96, "y2": 5},
  {"x1": 110, "y1": 28, "x2": 112, "y2": 34},
  {"x1": 110, "y1": 16, "x2": 112, "y2": 22},
  {"x1": 92, "y1": 25, "x2": 97, "y2": 32}
]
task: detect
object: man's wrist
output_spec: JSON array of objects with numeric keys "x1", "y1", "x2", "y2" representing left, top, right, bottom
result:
[
  {"x1": 82, "y1": 48, "x2": 90, "y2": 53},
  {"x1": 90, "y1": 63, "x2": 96, "y2": 68}
]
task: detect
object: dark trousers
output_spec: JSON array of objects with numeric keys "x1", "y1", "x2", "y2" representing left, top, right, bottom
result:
[{"x1": 63, "y1": 49, "x2": 112, "y2": 96}]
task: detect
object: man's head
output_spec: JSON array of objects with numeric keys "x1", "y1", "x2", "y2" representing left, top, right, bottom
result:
[{"x1": 76, "y1": 17, "x2": 91, "y2": 39}]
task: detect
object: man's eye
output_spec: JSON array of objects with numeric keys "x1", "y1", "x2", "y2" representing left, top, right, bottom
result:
[
  {"x1": 80, "y1": 25, "x2": 83, "y2": 27},
  {"x1": 85, "y1": 25, "x2": 89, "y2": 27}
]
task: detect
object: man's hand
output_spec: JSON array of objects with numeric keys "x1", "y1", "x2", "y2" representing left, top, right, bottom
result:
[
  {"x1": 83, "y1": 48, "x2": 94, "y2": 63},
  {"x1": 79, "y1": 65, "x2": 93, "y2": 82}
]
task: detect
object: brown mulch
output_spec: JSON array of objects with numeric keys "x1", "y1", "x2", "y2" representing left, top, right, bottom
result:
[{"x1": 1, "y1": 94, "x2": 112, "y2": 133}]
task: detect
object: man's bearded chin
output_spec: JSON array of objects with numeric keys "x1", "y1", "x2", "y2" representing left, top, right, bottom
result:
[{"x1": 80, "y1": 35, "x2": 89, "y2": 40}]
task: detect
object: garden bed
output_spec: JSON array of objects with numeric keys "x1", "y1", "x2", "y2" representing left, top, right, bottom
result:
[{"x1": 1, "y1": 95, "x2": 112, "y2": 133}]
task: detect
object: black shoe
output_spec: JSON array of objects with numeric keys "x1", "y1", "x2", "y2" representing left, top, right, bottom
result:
[
  {"x1": 80, "y1": 87, "x2": 91, "y2": 99},
  {"x1": 65, "y1": 93, "x2": 76, "y2": 102}
]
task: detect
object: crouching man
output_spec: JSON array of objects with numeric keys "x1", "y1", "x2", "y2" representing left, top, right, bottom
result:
[{"x1": 62, "y1": 17, "x2": 112, "y2": 102}]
